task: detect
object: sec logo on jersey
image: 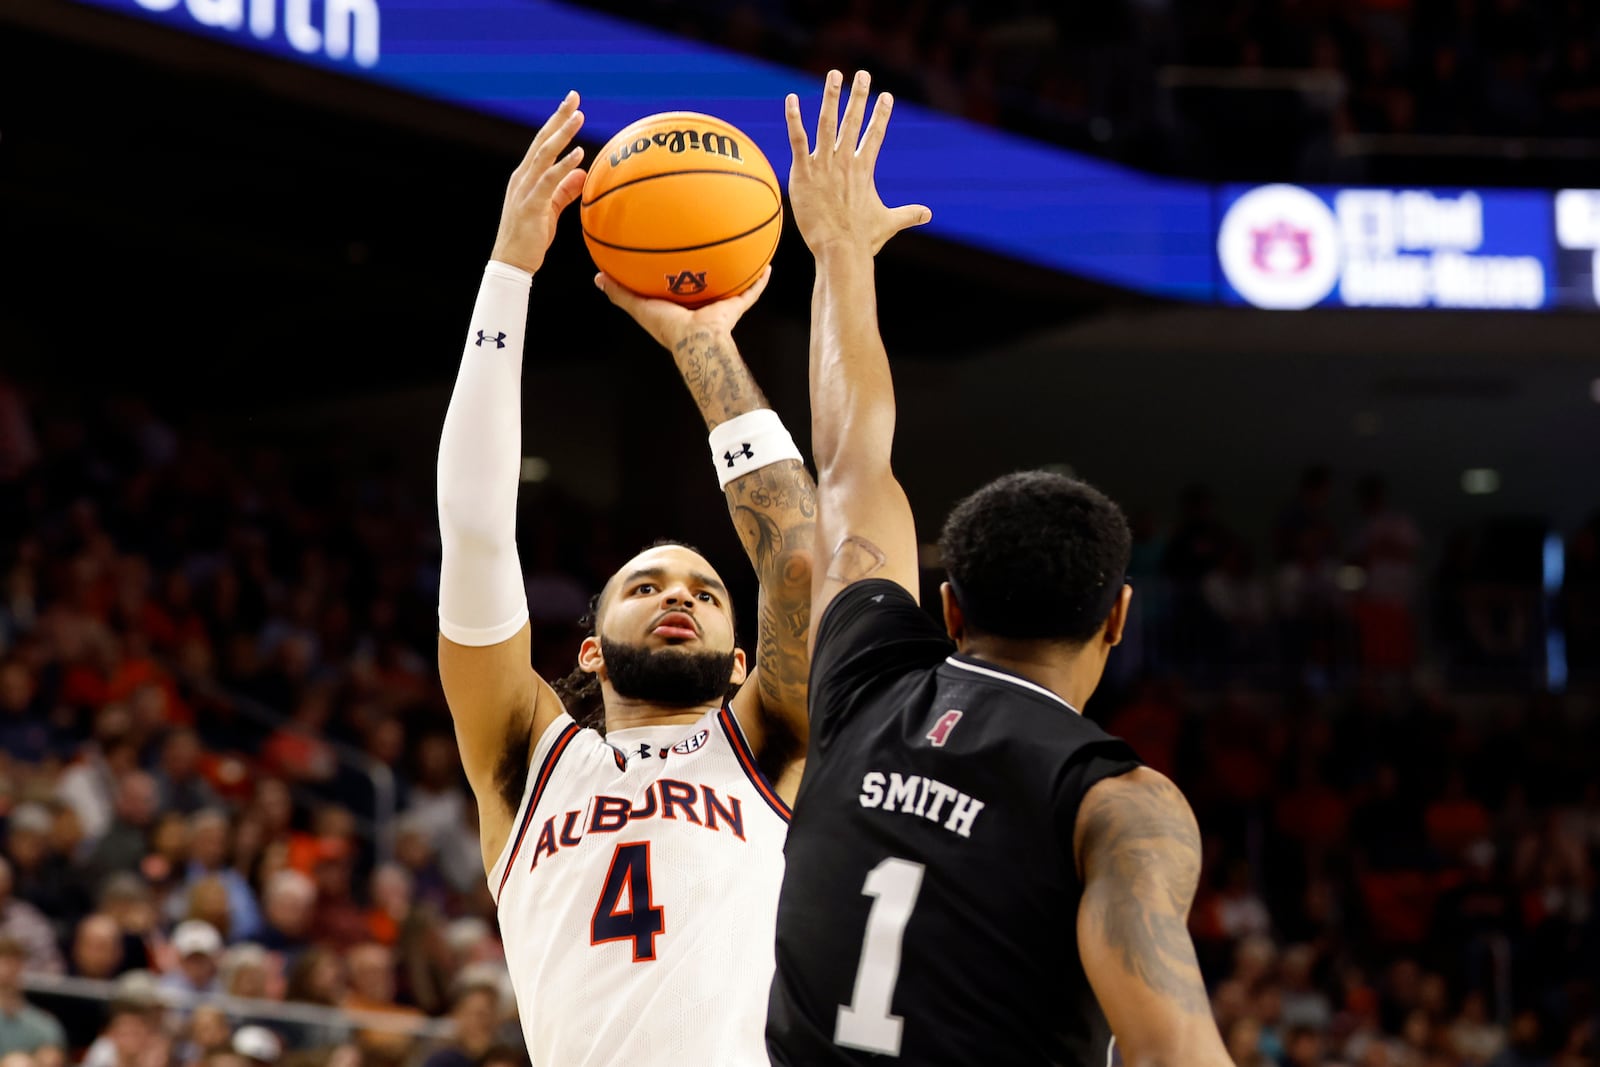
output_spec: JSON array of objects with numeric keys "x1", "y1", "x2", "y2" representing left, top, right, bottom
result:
[{"x1": 673, "y1": 730, "x2": 711, "y2": 755}]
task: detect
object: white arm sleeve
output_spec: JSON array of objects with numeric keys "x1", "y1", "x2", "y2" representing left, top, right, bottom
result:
[{"x1": 437, "y1": 261, "x2": 534, "y2": 646}]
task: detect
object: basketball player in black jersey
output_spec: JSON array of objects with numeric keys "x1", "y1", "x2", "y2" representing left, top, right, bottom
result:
[{"x1": 766, "y1": 70, "x2": 1235, "y2": 1067}]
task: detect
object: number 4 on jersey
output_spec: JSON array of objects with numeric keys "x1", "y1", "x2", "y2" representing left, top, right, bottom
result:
[{"x1": 591, "y1": 842, "x2": 665, "y2": 962}]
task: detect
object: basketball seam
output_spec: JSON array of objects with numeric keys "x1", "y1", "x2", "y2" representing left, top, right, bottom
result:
[
  {"x1": 678, "y1": 214, "x2": 784, "y2": 307},
  {"x1": 580, "y1": 168, "x2": 779, "y2": 210},
  {"x1": 581, "y1": 207, "x2": 783, "y2": 255},
  {"x1": 714, "y1": 215, "x2": 783, "y2": 298}
]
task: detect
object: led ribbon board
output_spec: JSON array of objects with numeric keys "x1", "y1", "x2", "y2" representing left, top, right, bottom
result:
[
  {"x1": 60, "y1": 0, "x2": 1214, "y2": 299},
  {"x1": 53, "y1": 1, "x2": 1600, "y2": 310}
]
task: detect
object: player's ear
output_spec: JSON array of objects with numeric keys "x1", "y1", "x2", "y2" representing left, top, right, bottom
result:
[
  {"x1": 728, "y1": 647, "x2": 748, "y2": 687},
  {"x1": 1103, "y1": 584, "x2": 1133, "y2": 648},
  {"x1": 578, "y1": 635, "x2": 606, "y2": 676},
  {"x1": 940, "y1": 582, "x2": 965, "y2": 643}
]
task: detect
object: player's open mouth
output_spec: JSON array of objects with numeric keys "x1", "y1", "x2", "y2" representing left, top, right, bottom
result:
[{"x1": 652, "y1": 612, "x2": 699, "y2": 639}]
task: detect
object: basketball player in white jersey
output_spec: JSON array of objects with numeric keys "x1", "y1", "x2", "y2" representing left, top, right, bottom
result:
[{"x1": 436, "y1": 92, "x2": 814, "y2": 1065}]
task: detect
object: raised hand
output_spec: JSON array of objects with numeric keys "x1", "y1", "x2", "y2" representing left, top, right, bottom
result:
[
  {"x1": 594, "y1": 266, "x2": 772, "y2": 350},
  {"x1": 490, "y1": 90, "x2": 588, "y2": 274},
  {"x1": 784, "y1": 70, "x2": 931, "y2": 257}
]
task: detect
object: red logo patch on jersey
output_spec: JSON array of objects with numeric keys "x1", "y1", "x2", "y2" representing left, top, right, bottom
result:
[
  {"x1": 926, "y1": 710, "x2": 963, "y2": 747},
  {"x1": 672, "y1": 730, "x2": 710, "y2": 755}
]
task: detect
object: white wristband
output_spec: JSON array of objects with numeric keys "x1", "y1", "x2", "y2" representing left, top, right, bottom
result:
[{"x1": 707, "y1": 409, "x2": 803, "y2": 489}]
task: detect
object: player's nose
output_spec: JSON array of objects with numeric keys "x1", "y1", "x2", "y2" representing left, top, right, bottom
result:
[{"x1": 659, "y1": 582, "x2": 696, "y2": 608}]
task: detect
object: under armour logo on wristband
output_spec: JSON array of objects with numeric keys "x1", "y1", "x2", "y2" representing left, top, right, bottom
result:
[
  {"x1": 723, "y1": 444, "x2": 755, "y2": 468},
  {"x1": 475, "y1": 330, "x2": 506, "y2": 348}
]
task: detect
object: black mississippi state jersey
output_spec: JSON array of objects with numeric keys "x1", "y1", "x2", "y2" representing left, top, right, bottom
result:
[{"x1": 767, "y1": 579, "x2": 1142, "y2": 1066}]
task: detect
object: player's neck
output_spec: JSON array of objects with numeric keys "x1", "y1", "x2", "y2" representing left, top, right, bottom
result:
[
  {"x1": 602, "y1": 691, "x2": 720, "y2": 732},
  {"x1": 958, "y1": 640, "x2": 1096, "y2": 714}
]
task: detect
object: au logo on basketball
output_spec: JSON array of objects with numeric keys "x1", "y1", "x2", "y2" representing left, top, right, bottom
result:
[{"x1": 666, "y1": 271, "x2": 708, "y2": 296}]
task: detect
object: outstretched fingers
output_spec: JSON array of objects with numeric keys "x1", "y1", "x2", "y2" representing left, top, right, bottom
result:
[
  {"x1": 784, "y1": 94, "x2": 811, "y2": 162},
  {"x1": 859, "y1": 91, "x2": 895, "y2": 165},
  {"x1": 518, "y1": 90, "x2": 580, "y2": 176},
  {"x1": 815, "y1": 69, "x2": 844, "y2": 156},
  {"x1": 532, "y1": 145, "x2": 585, "y2": 202},
  {"x1": 836, "y1": 70, "x2": 871, "y2": 153}
]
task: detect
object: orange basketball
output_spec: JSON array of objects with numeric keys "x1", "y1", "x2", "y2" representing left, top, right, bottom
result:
[{"x1": 581, "y1": 112, "x2": 781, "y2": 308}]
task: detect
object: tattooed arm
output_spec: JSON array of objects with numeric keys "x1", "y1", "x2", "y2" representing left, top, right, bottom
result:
[
  {"x1": 785, "y1": 70, "x2": 933, "y2": 631},
  {"x1": 1073, "y1": 768, "x2": 1233, "y2": 1067},
  {"x1": 665, "y1": 325, "x2": 816, "y2": 773},
  {"x1": 594, "y1": 272, "x2": 815, "y2": 783}
]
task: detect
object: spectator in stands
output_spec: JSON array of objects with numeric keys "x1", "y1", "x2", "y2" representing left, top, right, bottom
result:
[
  {"x1": 308, "y1": 841, "x2": 367, "y2": 952},
  {"x1": 256, "y1": 871, "x2": 314, "y2": 960},
  {"x1": 153, "y1": 729, "x2": 221, "y2": 816},
  {"x1": 174, "y1": 811, "x2": 260, "y2": 942},
  {"x1": 0, "y1": 660, "x2": 50, "y2": 765},
  {"x1": 93, "y1": 876, "x2": 156, "y2": 974},
  {"x1": 86, "y1": 774, "x2": 159, "y2": 889},
  {"x1": 77, "y1": 973, "x2": 165, "y2": 1067},
  {"x1": 366, "y1": 865, "x2": 413, "y2": 948},
  {"x1": 401, "y1": 736, "x2": 467, "y2": 859},
  {"x1": 1347, "y1": 475, "x2": 1422, "y2": 673},
  {"x1": 342, "y1": 943, "x2": 423, "y2": 1065},
  {"x1": 56, "y1": 718, "x2": 140, "y2": 849},
  {"x1": 230, "y1": 1026, "x2": 281, "y2": 1067},
  {"x1": 4, "y1": 805, "x2": 90, "y2": 936},
  {"x1": 174, "y1": 1006, "x2": 231, "y2": 1067},
  {"x1": 392, "y1": 819, "x2": 450, "y2": 915},
  {"x1": 0, "y1": 861, "x2": 60, "y2": 976},
  {"x1": 160, "y1": 920, "x2": 223, "y2": 997},
  {"x1": 280, "y1": 948, "x2": 350, "y2": 1051},
  {"x1": 415, "y1": 981, "x2": 499, "y2": 1067},
  {"x1": 0, "y1": 936, "x2": 64, "y2": 1060},
  {"x1": 217, "y1": 944, "x2": 274, "y2": 1001}
]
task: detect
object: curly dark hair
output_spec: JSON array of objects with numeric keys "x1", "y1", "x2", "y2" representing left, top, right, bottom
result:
[
  {"x1": 549, "y1": 539, "x2": 738, "y2": 734},
  {"x1": 938, "y1": 471, "x2": 1131, "y2": 644}
]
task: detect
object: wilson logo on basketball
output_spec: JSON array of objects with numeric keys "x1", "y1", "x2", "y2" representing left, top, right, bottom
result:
[{"x1": 610, "y1": 130, "x2": 744, "y2": 168}]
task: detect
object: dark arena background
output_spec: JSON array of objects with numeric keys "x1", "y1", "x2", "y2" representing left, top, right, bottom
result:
[{"x1": 2, "y1": 1, "x2": 1599, "y2": 1065}]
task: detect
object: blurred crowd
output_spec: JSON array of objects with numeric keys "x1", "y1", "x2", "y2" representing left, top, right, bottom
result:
[
  {"x1": 1115, "y1": 466, "x2": 1600, "y2": 693},
  {"x1": 0, "y1": 377, "x2": 1595, "y2": 1067},
  {"x1": 584, "y1": 0, "x2": 1600, "y2": 179}
]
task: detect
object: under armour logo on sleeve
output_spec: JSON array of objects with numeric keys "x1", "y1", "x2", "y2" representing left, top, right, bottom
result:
[
  {"x1": 475, "y1": 330, "x2": 507, "y2": 348},
  {"x1": 723, "y1": 444, "x2": 755, "y2": 468}
]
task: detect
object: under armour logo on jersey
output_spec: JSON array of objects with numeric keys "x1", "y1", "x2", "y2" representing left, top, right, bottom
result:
[
  {"x1": 630, "y1": 742, "x2": 670, "y2": 763},
  {"x1": 926, "y1": 709, "x2": 963, "y2": 747},
  {"x1": 475, "y1": 330, "x2": 506, "y2": 348},
  {"x1": 723, "y1": 444, "x2": 754, "y2": 468},
  {"x1": 666, "y1": 270, "x2": 708, "y2": 296}
]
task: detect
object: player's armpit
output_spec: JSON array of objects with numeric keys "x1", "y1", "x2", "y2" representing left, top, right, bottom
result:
[
  {"x1": 439, "y1": 624, "x2": 567, "y2": 872},
  {"x1": 1073, "y1": 768, "x2": 1233, "y2": 1067}
]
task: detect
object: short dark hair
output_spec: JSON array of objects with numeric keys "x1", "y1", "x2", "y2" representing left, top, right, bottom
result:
[{"x1": 939, "y1": 471, "x2": 1131, "y2": 643}]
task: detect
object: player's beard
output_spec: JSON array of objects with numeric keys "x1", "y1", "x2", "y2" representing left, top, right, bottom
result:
[{"x1": 600, "y1": 637, "x2": 736, "y2": 708}]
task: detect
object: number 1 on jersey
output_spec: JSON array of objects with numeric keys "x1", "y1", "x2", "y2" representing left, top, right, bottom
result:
[
  {"x1": 835, "y1": 858, "x2": 926, "y2": 1057},
  {"x1": 591, "y1": 842, "x2": 665, "y2": 962}
]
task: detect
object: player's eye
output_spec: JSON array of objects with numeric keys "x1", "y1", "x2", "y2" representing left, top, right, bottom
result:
[
  {"x1": 696, "y1": 591, "x2": 716, "y2": 603},
  {"x1": 634, "y1": 584, "x2": 655, "y2": 595}
]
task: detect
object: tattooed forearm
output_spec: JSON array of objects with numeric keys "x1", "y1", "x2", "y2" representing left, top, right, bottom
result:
[
  {"x1": 1079, "y1": 774, "x2": 1210, "y2": 1015},
  {"x1": 826, "y1": 535, "x2": 888, "y2": 584},
  {"x1": 727, "y1": 461, "x2": 816, "y2": 720},
  {"x1": 673, "y1": 328, "x2": 763, "y2": 427}
]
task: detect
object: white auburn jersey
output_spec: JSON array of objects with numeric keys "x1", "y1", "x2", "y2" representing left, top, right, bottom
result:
[{"x1": 489, "y1": 704, "x2": 791, "y2": 1066}]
